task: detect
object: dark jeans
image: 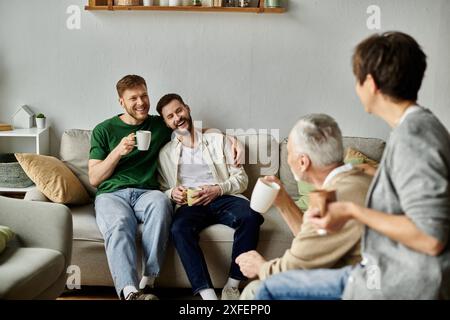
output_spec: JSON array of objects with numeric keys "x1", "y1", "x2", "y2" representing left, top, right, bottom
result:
[{"x1": 171, "y1": 195, "x2": 264, "y2": 295}]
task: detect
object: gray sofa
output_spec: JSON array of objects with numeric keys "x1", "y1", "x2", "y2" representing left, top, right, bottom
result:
[
  {"x1": 0, "y1": 196, "x2": 72, "y2": 299},
  {"x1": 25, "y1": 129, "x2": 385, "y2": 289}
]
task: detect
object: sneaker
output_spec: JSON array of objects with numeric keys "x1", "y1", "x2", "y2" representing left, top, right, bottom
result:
[
  {"x1": 126, "y1": 291, "x2": 159, "y2": 300},
  {"x1": 221, "y1": 287, "x2": 240, "y2": 300}
]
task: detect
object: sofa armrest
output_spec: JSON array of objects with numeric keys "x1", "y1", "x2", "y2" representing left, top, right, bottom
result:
[
  {"x1": 24, "y1": 187, "x2": 50, "y2": 202},
  {"x1": 0, "y1": 196, "x2": 72, "y2": 268}
]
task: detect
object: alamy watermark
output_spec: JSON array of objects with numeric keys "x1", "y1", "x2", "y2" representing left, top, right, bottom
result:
[
  {"x1": 367, "y1": 5, "x2": 382, "y2": 30},
  {"x1": 66, "y1": 5, "x2": 81, "y2": 30},
  {"x1": 66, "y1": 265, "x2": 81, "y2": 290}
]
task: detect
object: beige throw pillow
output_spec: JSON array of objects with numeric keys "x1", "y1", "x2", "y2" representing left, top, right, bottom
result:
[{"x1": 15, "y1": 153, "x2": 91, "y2": 205}]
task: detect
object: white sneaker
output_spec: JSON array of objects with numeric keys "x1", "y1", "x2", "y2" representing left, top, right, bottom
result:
[{"x1": 221, "y1": 287, "x2": 240, "y2": 300}]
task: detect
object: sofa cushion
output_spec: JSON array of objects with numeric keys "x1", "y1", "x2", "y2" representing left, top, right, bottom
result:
[
  {"x1": 72, "y1": 204, "x2": 292, "y2": 243},
  {"x1": 235, "y1": 133, "x2": 279, "y2": 199},
  {"x1": 279, "y1": 136, "x2": 386, "y2": 200},
  {"x1": 15, "y1": 153, "x2": 91, "y2": 205},
  {"x1": 0, "y1": 247, "x2": 64, "y2": 299},
  {"x1": 0, "y1": 226, "x2": 14, "y2": 254},
  {"x1": 60, "y1": 129, "x2": 96, "y2": 197}
]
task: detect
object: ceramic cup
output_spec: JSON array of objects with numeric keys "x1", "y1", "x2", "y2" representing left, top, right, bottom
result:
[
  {"x1": 187, "y1": 187, "x2": 202, "y2": 206},
  {"x1": 250, "y1": 178, "x2": 280, "y2": 213},
  {"x1": 309, "y1": 189, "x2": 336, "y2": 236},
  {"x1": 135, "y1": 130, "x2": 152, "y2": 151},
  {"x1": 309, "y1": 189, "x2": 336, "y2": 217}
]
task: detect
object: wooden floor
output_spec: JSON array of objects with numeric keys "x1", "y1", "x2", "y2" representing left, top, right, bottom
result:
[{"x1": 58, "y1": 286, "x2": 208, "y2": 300}]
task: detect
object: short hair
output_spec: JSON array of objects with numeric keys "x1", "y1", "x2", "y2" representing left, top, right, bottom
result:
[
  {"x1": 352, "y1": 31, "x2": 427, "y2": 102},
  {"x1": 156, "y1": 93, "x2": 186, "y2": 116},
  {"x1": 116, "y1": 75, "x2": 147, "y2": 98},
  {"x1": 289, "y1": 114, "x2": 344, "y2": 168}
]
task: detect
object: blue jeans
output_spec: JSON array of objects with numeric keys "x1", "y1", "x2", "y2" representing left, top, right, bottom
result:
[
  {"x1": 95, "y1": 188, "x2": 173, "y2": 297},
  {"x1": 255, "y1": 266, "x2": 353, "y2": 300},
  {"x1": 171, "y1": 195, "x2": 264, "y2": 295}
]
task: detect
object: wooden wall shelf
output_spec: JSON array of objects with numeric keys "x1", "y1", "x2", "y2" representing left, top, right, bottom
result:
[{"x1": 85, "y1": 1, "x2": 286, "y2": 14}]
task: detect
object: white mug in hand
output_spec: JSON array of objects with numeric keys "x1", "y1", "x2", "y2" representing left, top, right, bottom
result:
[
  {"x1": 135, "y1": 130, "x2": 152, "y2": 151},
  {"x1": 250, "y1": 178, "x2": 280, "y2": 214}
]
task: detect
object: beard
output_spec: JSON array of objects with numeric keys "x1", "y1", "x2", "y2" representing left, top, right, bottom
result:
[
  {"x1": 124, "y1": 103, "x2": 149, "y2": 122},
  {"x1": 174, "y1": 116, "x2": 193, "y2": 135},
  {"x1": 291, "y1": 168, "x2": 309, "y2": 183}
]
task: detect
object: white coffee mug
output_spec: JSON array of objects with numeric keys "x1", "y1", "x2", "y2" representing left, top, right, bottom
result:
[
  {"x1": 143, "y1": 0, "x2": 153, "y2": 5},
  {"x1": 169, "y1": 0, "x2": 180, "y2": 5},
  {"x1": 135, "y1": 130, "x2": 152, "y2": 151},
  {"x1": 250, "y1": 178, "x2": 280, "y2": 213}
]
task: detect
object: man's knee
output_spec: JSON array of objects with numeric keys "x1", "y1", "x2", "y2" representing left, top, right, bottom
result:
[
  {"x1": 145, "y1": 191, "x2": 172, "y2": 213},
  {"x1": 239, "y1": 209, "x2": 264, "y2": 227},
  {"x1": 171, "y1": 218, "x2": 196, "y2": 240}
]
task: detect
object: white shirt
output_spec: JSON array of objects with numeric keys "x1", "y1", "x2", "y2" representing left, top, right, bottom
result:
[
  {"x1": 398, "y1": 105, "x2": 422, "y2": 126},
  {"x1": 178, "y1": 134, "x2": 215, "y2": 188},
  {"x1": 322, "y1": 163, "x2": 354, "y2": 187}
]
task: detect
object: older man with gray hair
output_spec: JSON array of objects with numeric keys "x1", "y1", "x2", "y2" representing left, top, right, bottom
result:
[{"x1": 236, "y1": 114, "x2": 373, "y2": 300}]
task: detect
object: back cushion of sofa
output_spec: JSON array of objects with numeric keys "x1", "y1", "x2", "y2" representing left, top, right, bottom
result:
[
  {"x1": 59, "y1": 129, "x2": 280, "y2": 199},
  {"x1": 279, "y1": 136, "x2": 386, "y2": 200},
  {"x1": 234, "y1": 133, "x2": 280, "y2": 199},
  {"x1": 60, "y1": 129, "x2": 96, "y2": 197}
]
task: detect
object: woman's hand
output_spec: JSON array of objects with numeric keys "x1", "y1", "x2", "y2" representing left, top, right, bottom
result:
[{"x1": 307, "y1": 201, "x2": 356, "y2": 233}]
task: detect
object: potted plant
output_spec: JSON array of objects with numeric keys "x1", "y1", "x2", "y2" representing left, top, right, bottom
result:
[{"x1": 36, "y1": 113, "x2": 46, "y2": 129}]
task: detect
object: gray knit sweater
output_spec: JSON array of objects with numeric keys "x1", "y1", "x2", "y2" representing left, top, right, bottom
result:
[{"x1": 343, "y1": 108, "x2": 450, "y2": 300}]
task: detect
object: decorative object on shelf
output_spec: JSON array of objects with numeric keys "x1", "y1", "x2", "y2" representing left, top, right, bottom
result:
[
  {"x1": 169, "y1": 0, "x2": 181, "y2": 5},
  {"x1": 0, "y1": 123, "x2": 13, "y2": 131},
  {"x1": 265, "y1": 0, "x2": 281, "y2": 8},
  {"x1": 12, "y1": 105, "x2": 34, "y2": 129},
  {"x1": 35, "y1": 113, "x2": 46, "y2": 129},
  {"x1": 143, "y1": 0, "x2": 154, "y2": 5},
  {"x1": 114, "y1": 0, "x2": 140, "y2": 5},
  {"x1": 0, "y1": 153, "x2": 34, "y2": 188},
  {"x1": 85, "y1": 0, "x2": 285, "y2": 12},
  {"x1": 237, "y1": 0, "x2": 249, "y2": 7}
]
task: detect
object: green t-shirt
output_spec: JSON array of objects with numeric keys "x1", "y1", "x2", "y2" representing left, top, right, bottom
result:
[{"x1": 89, "y1": 114, "x2": 172, "y2": 196}]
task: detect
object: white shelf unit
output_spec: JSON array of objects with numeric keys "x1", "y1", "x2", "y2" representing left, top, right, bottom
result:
[{"x1": 0, "y1": 127, "x2": 50, "y2": 193}]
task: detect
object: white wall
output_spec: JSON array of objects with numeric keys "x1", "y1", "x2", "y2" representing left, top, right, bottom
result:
[{"x1": 0, "y1": 0, "x2": 449, "y2": 154}]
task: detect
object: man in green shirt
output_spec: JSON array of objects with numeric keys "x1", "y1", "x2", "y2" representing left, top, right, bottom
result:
[{"x1": 89, "y1": 75, "x2": 173, "y2": 300}]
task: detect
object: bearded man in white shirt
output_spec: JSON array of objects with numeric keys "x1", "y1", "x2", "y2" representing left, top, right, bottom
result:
[{"x1": 156, "y1": 93, "x2": 264, "y2": 300}]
